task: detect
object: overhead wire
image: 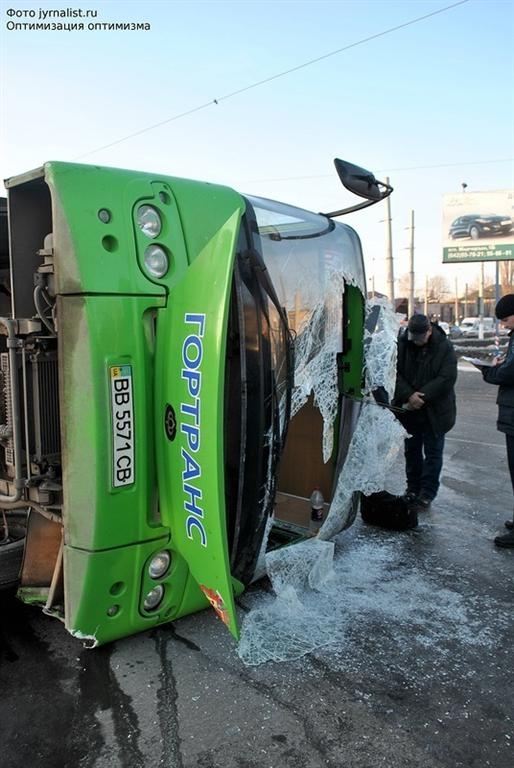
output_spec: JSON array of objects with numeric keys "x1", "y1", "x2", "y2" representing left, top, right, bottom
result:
[
  {"x1": 245, "y1": 158, "x2": 514, "y2": 184},
  {"x1": 75, "y1": 0, "x2": 471, "y2": 160}
]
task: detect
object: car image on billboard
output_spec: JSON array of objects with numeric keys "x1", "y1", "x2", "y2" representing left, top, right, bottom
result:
[{"x1": 448, "y1": 214, "x2": 512, "y2": 241}]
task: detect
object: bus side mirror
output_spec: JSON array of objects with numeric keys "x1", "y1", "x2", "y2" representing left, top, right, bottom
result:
[
  {"x1": 322, "y1": 158, "x2": 393, "y2": 219},
  {"x1": 334, "y1": 159, "x2": 384, "y2": 202}
]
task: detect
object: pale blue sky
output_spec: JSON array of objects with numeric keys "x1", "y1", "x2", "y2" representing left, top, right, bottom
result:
[{"x1": 1, "y1": 0, "x2": 513, "y2": 295}]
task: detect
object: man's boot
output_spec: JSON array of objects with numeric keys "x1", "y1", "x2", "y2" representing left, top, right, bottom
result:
[{"x1": 494, "y1": 529, "x2": 514, "y2": 548}]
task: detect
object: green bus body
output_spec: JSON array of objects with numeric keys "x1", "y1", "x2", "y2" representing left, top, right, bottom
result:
[{"x1": 0, "y1": 161, "x2": 366, "y2": 645}]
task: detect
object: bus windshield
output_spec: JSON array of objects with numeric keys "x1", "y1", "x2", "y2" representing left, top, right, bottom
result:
[{"x1": 246, "y1": 195, "x2": 366, "y2": 328}]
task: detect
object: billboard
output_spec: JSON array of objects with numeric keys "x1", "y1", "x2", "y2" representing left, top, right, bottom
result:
[{"x1": 442, "y1": 188, "x2": 514, "y2": 263}]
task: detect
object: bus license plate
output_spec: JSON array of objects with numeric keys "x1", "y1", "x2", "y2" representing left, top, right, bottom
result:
[{"x1": 110, "y1": 365, "x2": 135, "y2": 487}]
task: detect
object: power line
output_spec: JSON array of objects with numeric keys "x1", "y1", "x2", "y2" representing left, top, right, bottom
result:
[
  {"x1": 245, "y1": 158, "x2": 514, "y2": 184},
  {"x1": 75, "y1": 0, "x2": 470, "y2": 160}
]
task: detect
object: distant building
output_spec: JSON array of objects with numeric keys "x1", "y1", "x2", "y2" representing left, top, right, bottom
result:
[{"x1": 367, "y1": 290, "x2": 494, "y2": 323}]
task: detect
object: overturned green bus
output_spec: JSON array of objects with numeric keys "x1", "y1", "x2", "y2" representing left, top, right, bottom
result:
[{"x1": 0, "y1": 160, "x2": 391, "y2": 645}]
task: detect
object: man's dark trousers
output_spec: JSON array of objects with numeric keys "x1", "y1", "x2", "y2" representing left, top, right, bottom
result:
[
  {"x1": 404, "y1": 430, "x2": 445, "y2": 501},
  {"x1": 506, "y1": 434, "x2": 514, "y2": 495}
]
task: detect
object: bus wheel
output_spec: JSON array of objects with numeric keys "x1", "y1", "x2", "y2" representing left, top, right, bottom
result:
[{"x1": 0, "y1": 522, "x2": 26, "y2": 591}]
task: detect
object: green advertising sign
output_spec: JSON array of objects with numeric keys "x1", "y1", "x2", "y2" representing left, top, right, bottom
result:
[{"x1": 443, "y1": 242, "x2": 514, "y2": 263}]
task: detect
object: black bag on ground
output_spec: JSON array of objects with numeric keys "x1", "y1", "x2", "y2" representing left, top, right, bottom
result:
[{"x1": 360, "y1": 491, "x2": 418, "y2": 531}]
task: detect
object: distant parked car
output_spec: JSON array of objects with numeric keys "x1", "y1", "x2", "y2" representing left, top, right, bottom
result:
[
  {"x1": 459, "y1": 317, "x2": 495, "y2": 336},
  {"x1": 448, "y1": 214, "x2": 512, "y2": 240},
  {"x1": 438, "y1": 321, "x2": 450, "y2": 335},
  {"x1": 449, "y1": 324, "x2": 463, "y2": 338}
]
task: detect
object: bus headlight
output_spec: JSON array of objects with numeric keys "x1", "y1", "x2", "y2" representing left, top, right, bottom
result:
[
  {"x1": 144, "y1": 245, "x2": 169, "y2": 278},
  {"x1": 137, "y1": 205, "x2": 162, "y2": 238},
  {"x1": 143, "y1": 585, "x2": 164, "y2": 611},
  {"x1": 148, "y1": 551, "x2": 171, "y2": 579}
]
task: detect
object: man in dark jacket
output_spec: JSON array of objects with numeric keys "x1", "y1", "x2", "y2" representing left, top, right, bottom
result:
[
  {"x1": 481, "y1": 294, "x2": 514, "y2": 548},
  {"x1": 393, "y1": 314, "x2": 457, "y2": 511}
]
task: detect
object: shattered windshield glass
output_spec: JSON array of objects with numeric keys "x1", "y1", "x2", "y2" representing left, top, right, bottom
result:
[
  {"x1": 238, "y1": 297, "x2": 407, "y2": 666},
  {"x1": 247, "y1": 195, "x2": 366, "y2": 459}
]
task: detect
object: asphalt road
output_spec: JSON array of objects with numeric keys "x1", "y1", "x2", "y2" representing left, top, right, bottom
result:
[{"x1": 1, "y1": 364, "x2": 513, "y2": 768}]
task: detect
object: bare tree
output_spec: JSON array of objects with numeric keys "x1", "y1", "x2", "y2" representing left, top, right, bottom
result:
[
  {"x1": 500, "y1": 261, "x2": 514, "y2": 295},
  {"x1": 426, "y1": 275, "x2": 450, "y2": 301},
  {"x1": 397, "y1": 272, "x2": 411, "y2": 295}
]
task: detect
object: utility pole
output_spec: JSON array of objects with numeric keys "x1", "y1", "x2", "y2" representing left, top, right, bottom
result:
[
  {"x1": 478, "y1": 263, "x2": 485, "y2": 340},
  {"x1": 495, "y1": 261, "x2": 500, "y2": 335},
  {"x1": 424, "y1": 275, "x2": 429, "y2": 316},
  {"x1": 408, "y1": 210, "x2": 415, "y2": 318},
  {"x1": 460, "y1": 183, "x2": 468, "y2": 329},
  {"x1": 454, "y1": 277, "x2": 459, "y2": 324},
  {"x1": 494, "y1": 261, "x2": 500, "y2": 342},
  {"x1": 385, "y1": 177, "x2": 394, "y2": 306}
]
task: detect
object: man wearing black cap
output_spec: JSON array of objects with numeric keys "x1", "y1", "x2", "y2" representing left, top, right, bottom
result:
[
  {"x1": 481, "y1": 294, "x2": 514, "y2": 547},
  {"x1": 393, "y1": 314, "x2": 457, "y2": 512}
]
